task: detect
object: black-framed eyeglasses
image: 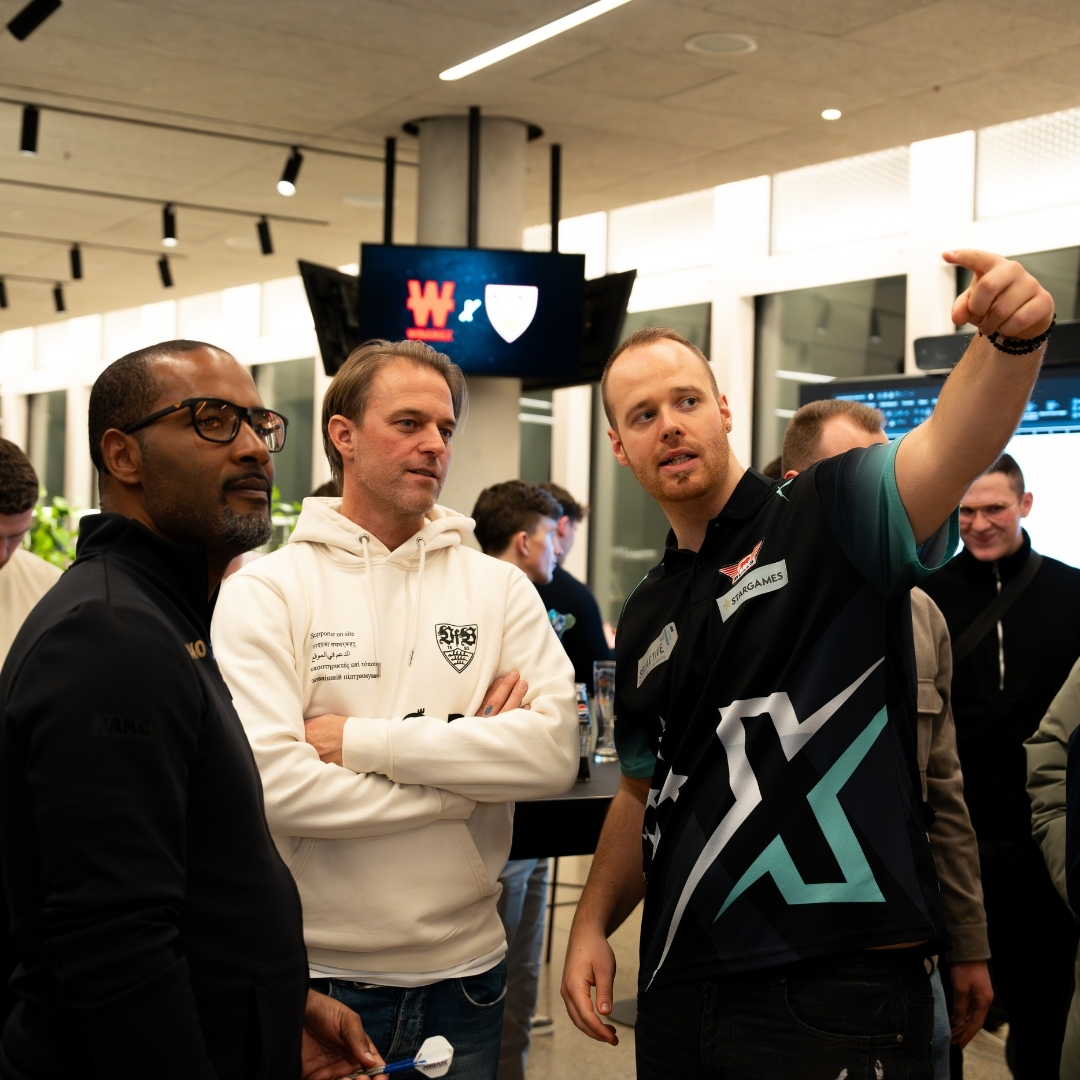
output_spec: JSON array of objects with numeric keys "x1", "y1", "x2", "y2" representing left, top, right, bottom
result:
[{"x1": 122, "y1": 397, "x2": 289, "y2": 452}]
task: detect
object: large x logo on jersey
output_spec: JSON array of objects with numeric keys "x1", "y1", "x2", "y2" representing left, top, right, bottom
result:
[{"x1": 646, "y1": 658, "x2": 886, "y2": 987}]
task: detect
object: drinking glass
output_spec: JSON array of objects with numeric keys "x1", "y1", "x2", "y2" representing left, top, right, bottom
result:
[{"x1": 593, "y1": 660, "x2": 618, "y2": 762}]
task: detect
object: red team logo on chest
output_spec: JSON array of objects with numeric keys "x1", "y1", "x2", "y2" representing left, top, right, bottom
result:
[{"x1": 719, "y1": 540, "x2": 764, "y2": 584}]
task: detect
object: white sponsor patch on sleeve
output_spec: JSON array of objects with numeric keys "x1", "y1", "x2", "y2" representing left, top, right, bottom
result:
[
  {"x1": 717, "y1": 560, "x2": 788, "y2": 623},
  {"x1": 637, "y1": 622, "x2": 678, "y2": 687}
]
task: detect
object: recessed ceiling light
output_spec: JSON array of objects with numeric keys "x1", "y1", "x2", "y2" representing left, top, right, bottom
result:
[
  {"x1": 822, "y1": 108, "x2": 842, "y2": 120},
  {"x1": 440, "y1": 0, "x2": 634, "y2": 81},
  {"x1": 684, "y1": 32, "x2": 757, "y2": 56}
]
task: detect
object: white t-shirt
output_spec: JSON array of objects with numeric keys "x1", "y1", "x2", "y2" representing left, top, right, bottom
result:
[{"x1": 0, "y1": 548, "x2": 63, "y2": 665}]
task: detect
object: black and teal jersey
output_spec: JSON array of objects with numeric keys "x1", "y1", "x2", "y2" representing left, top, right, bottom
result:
[{"x1": 613, "y1": 438, "x2": 958, "y2": 993}]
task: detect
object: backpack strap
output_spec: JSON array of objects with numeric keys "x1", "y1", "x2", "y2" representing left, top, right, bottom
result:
[{"x1": 951, "y1": 551, "x2": 1042, "y2": 666}]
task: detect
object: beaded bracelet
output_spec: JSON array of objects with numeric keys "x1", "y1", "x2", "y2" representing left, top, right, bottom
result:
[{"x1": 983, "y1": 315, "x2": 1056, "y2": 355}]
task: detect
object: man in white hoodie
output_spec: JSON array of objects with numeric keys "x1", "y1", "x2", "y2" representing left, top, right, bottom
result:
[{"x1": 213, "y1": 339, "x2": 578, "y2": 1080}]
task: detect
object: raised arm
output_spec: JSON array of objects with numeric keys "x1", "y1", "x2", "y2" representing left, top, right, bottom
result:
[
  {"x1": 895, "y1": 250, "x2": 1054, "y2": 542},
  {"x1": 212, "y1": 573, "x2": 476, "y2": 839}
]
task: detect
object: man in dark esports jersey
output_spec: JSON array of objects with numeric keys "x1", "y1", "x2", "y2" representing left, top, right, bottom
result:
[
  {"x1": 559, "y1": 250, "x2": 1055, "y2": 1080},
  {"x1": 0, "y1": 341, "x2": 385, "y2": 1080}
]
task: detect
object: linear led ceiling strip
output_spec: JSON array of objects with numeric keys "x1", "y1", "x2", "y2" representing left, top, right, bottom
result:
[{"x1": 439, "y1": 0, "x2": 634, "y2": 81}]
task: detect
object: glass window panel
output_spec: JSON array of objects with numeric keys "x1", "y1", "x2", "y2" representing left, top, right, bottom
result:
[
  {"x1": 27, "y1": 390, "x2": 67, "y2": 505},
  {"x1": 753, "y1": 277, "x2": 906, "y2": 469},
  {"x1": 253, "y1": 358, "x2": 315, "y2": 505},
  {"x1": 589, "y1": 303, "x2": 711, "y2": 624},
  {"x1": 519, "y1": 389, "x2": 552, "y2": 483}
]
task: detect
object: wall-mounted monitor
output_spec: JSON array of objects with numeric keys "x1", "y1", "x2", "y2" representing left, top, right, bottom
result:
[
  {"x1": 358, "y1": 243, "x2": 585, "y2": 379},
  {"x1": 799, "y1": 368, "x2": 1080, "y2": 567},
  {"x1": 914, "y1": 319, "x2": 1080, "y2": 370},
  {"x1": 298, "y1": 260, "x2": 363, "y2": 376}
]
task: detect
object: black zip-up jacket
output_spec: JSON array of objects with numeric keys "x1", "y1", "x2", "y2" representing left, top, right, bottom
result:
[
  {"x1": 921, "y1": 531, "x2": 1080, "y2": 846},
  {"x1": 0, "y1": 514, "x2": 307, "y2": 1080}
]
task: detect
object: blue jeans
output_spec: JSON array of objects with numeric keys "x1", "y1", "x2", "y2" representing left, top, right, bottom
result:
[
  {"x1": 636, "y1": 949, "x2": 935, "y2": 1080},
  {"x1": 311, "y1": 961, "x2": 507, "y2": 1080},
  {"x1": 496, "y1": 859, "x2": 549, "y2": 1080}
]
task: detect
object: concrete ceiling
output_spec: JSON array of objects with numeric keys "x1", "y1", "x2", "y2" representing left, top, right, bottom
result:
[{"x1": 1, "y1": 0, "x2": 1080, "y2": 331}]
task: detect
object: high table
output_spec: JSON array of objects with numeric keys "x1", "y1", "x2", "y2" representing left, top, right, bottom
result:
[{"x1": 507, "y1": 757, "x2": 623, "y2": 860}]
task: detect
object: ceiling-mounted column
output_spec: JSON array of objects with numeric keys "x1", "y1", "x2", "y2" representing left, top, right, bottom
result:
[
  {"x1": 409, "y1": 110, "x2": 536, "y2": 523},
  {"x1": 414, "y1": 113, "x2": 529, "y2": 250}
]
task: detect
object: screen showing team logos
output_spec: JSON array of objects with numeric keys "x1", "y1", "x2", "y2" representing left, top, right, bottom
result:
[{"x1": 359, "y1": 244, "x2": 585, "y2": 377}]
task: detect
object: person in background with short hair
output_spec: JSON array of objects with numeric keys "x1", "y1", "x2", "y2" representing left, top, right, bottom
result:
[
  {"x1": 213, "y1": 341, "x2": 577, "y2": 1080},
  {"x1": 535, "y1": 482, "x2": 614, "y2": 687},
  {"x1": 782, "y1": 398, "x2": 993, "y2": 1079},
  {"x1": 921, "y1": 452, "x2": 1080, "y2": 1078},
  {"x1": 0, "y1": 439, "x2": 62, "y2": 666},
  {"x1": 471, "y1": 479, "x2": 567, "y2": 1080}
]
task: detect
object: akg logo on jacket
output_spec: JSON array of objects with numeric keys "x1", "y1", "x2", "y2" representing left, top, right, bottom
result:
[{"x1": 435, "y1": 624, "x2": 478, "y2": 673}]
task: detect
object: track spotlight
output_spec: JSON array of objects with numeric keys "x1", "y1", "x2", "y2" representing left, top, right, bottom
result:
[
  {"x1": 0, "y1": 278, "x2": 7, "y2": 309},
  {"x1": 69, "y1": 243, "x2": 82, "y2": 280},
  {"x1": 52, "y1": 282, "x2": 64, "y2": 313},
  {"x1": 6, "y1": 0, "x2": 62, "y2": 41},
  {"x1": 277, "y1": 147, "x2": 303, "y2": 196},
  {"x1": 20, "y1": 104, "x2": 38, "y2": 155},
  {"x1": 162, "y1": 203, "x2": 177, "y2": 247},
  {"x1": 257, "y1": 216, "x2": 273, "y2": 255},
  {"x1": 158, "y1": 254, "x2": 173, "y2": 288}
]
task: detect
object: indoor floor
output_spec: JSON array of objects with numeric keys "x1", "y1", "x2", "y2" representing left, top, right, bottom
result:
[{"x1": 528, "y1": 856, "x2": 1012, "y2": 1080}]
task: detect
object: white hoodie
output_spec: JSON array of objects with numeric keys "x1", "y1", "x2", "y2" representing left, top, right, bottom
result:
[{"x1": 212, "y1": 498, "x2": 578, "y2": 978}]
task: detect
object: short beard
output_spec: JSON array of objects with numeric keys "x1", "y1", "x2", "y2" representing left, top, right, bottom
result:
[
  {"x1": 628, "y1": 431, "x2": 731, "y2": 507},
  {"x1": 140, "y1": 451, "x2": 272, "y2": 557},
  {"x1": 220, "y1": 500, "x2": 273, "y2": 552}
]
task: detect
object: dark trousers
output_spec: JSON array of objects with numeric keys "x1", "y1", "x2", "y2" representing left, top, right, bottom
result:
[
  {"x1": 636, "y1": 949, "x2": 935, "y2": 1080},
  {"x1": 980, "y1": 837, "x2": 1079, "y2": 1080}
]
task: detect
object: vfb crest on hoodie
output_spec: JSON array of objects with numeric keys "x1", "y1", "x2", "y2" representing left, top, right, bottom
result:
[{"x1": 436, "y1": 623, "x2": 478, "y2": 672}]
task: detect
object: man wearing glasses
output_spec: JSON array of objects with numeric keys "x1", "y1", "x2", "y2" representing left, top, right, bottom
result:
[
  {"x1": 922, "y1": 454, "x2": 1080, "y2": 1077},
  {"x1": 0, "y1": 340, "x2": 384, "y2": 1080}
]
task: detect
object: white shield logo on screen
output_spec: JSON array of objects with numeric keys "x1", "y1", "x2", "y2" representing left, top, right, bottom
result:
[{"x1": 484, "y1": 284, "x2": 538, "y2": 343}]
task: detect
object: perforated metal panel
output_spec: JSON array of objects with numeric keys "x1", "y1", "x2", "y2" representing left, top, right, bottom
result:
[
  {"x1": 977, "y1": 107, "x2": 1080, "y2": 220},
  {"x1": 607, "y1": 190, "x2": 714, "y2": 276},
  {"x1": 771, "y1": 147, "x2": 910, "y2": 254}
]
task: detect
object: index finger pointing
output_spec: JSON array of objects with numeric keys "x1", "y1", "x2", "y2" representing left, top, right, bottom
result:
[{"x1": 942, "y1": 249, "x2": 1001, "y2": 274}]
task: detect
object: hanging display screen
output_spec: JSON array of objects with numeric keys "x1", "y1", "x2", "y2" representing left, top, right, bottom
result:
[{"x1": 358, "y1": 243, "x2": 585, "y2": 378}]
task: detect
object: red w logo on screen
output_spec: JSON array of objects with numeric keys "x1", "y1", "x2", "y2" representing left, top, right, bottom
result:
[{"x1": 405, "y1": 280, "x2": 456, "y2": 342}]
